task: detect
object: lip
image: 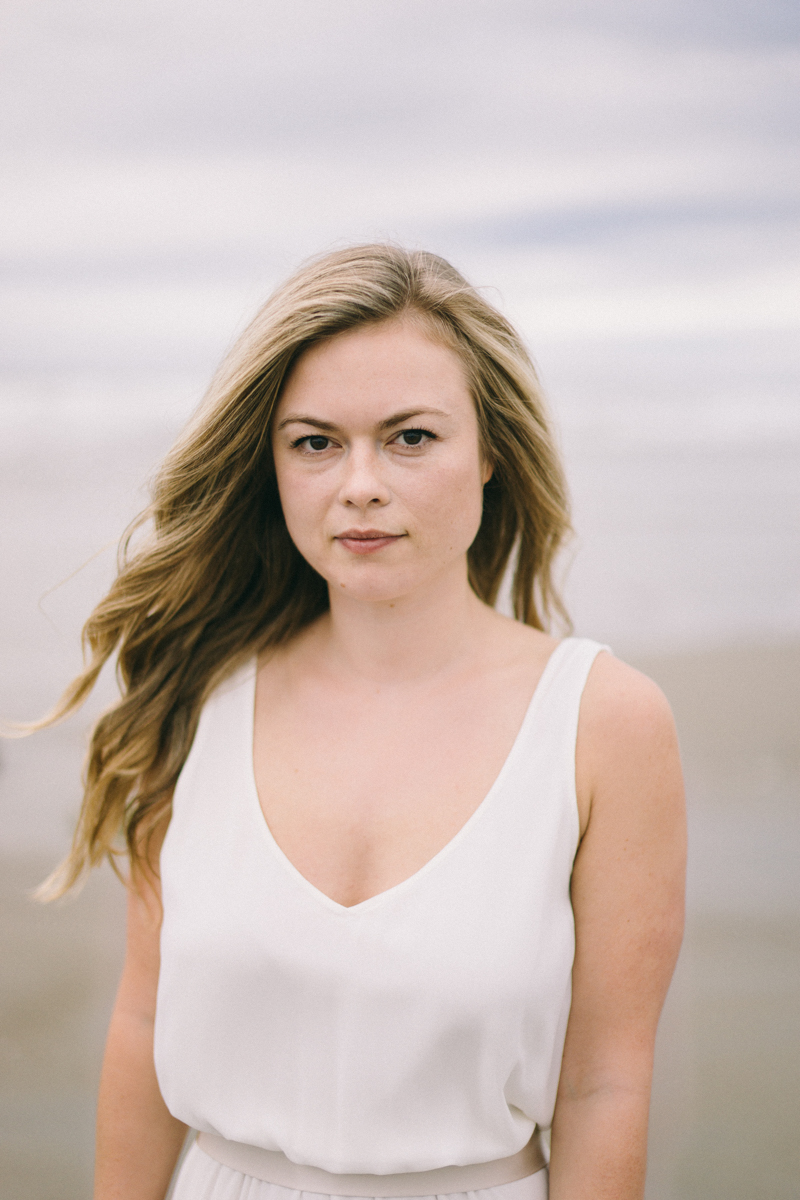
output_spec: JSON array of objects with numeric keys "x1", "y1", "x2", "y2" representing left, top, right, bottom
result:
[{"x1": 334, "y1": 528, "x2": 406, "y2": 555}]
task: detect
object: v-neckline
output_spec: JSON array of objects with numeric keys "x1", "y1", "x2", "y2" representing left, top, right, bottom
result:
[{"x1": 246, "y1": 638, "x2": 570, "y2": 916}]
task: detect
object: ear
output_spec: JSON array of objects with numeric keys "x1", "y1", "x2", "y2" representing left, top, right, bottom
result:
[{"x1": 481, "y1": 456, "x2": 494, "y2": 485}]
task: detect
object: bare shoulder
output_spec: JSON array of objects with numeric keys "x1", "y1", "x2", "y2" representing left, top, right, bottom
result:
[
  {"x1": 581, "y1": 650, "x2": 677, "y2": 743},
  {"x1": 576, "y1": 651, "x2": 684, "y2": 837}
]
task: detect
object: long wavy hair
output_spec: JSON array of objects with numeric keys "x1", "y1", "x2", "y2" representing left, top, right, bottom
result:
[{"x1": 35, "y1": 243, "x2": 572, "y2": 897}]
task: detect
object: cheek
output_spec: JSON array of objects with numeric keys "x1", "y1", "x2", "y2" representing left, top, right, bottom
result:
[
  {"x1": 414, "y1": 456, "x2": 486, "y2": 542},
  {"x1": 274, "y1": 461, "x2": 326, "y2": 544}
]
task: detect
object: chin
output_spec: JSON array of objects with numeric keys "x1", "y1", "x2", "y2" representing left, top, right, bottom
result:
[{"x1": 324, "y1": 564, "x2": 427, "y2": 605}]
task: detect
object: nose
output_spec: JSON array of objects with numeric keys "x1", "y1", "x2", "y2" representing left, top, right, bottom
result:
[{"x1": 337, "y1": 442, "x2": 391, "y2": 510}]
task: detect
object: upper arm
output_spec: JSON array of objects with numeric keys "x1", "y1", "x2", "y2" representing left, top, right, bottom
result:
[
  {"x1": 115, "y1": 823, "x2": 169, "y2": 1028},
  {"x1": 565, "y1": 654, "x2": 687, "y2": 1090}
]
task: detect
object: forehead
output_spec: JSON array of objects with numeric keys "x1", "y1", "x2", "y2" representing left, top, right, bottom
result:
[{"x1": 276, "y1": 319, "x2": 472, "y2": 420}]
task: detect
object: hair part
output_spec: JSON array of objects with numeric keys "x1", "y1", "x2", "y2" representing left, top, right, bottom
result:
[{"x1": 33, "y1": 243, "x2": 572, "y2": 898}]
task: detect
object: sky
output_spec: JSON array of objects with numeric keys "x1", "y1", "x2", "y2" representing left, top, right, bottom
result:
[{"x1": 1, "y1": 0, "x2": 798, "y2": 383}]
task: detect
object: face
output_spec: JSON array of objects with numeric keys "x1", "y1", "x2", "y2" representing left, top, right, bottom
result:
[{"x1": 272, "y1": 318, "x2": 491, "y2": 606}]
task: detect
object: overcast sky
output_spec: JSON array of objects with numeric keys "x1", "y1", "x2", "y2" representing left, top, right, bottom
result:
[{"x1": 1, "y1": 0, "x2": 798, "y2": 394}]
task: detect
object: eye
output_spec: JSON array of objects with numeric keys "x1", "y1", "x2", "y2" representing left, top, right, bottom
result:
[
  {"x1": 291, "y1": 434, "x2": 332, "y2": 452},
  {"x1": 394, "y1": 427, "x2": 435, "y2": 448}
]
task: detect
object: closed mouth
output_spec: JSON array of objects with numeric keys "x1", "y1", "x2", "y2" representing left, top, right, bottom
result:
[
  {"x1": 336, "y1": 529, "x2": 402, "y2": 540},
  {"x1": 334, "y1": 529, "x2": 406, "y2": 554}
]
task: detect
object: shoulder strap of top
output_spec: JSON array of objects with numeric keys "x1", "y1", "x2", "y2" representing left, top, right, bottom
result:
[
  {"x1": 180, "y1": 658, "x2": 257, "y2": 776},
  {"x1": 517, "y1": 637, "x2": 611, "y2": 760},
  {"x1": 490, "y1": 638, "x2": 611, "y2": 861},
  {"x1": 549, "y1": 637, "x2": 610, "y2": 698}
]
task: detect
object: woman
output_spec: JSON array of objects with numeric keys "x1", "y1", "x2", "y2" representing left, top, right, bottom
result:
[{"x1": 42, "y1": 245, "x2": 686, "y2": 1200}]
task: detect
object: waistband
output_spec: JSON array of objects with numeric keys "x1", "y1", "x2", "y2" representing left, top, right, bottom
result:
[{"x1": 196, "y1": 1131, "x2": 547, "y2": 1197}]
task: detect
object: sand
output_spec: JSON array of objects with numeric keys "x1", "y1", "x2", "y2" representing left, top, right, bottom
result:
[
  {"x1": 634, "y1": 644, "x2": 800, "y2": 1199},
  {"x1": 1, "y1": 641, "x2": 798, "y2": 1198}
]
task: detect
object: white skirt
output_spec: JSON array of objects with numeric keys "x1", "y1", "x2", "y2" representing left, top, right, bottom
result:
[{"x1": 171, "y1": 1142, "x2": 549, "y2": 1200}]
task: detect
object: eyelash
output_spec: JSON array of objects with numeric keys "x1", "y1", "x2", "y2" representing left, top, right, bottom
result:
[{"x1": 290, "y1": 428, "x2": 437, "y2": 452}]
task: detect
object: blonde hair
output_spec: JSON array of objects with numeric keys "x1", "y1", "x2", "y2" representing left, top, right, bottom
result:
[{"x1": 38, "y1": 243, "x2": 572, "y2": 897}]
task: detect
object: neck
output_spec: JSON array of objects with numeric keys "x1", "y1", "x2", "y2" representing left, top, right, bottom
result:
[{"x1": 314, "y1": 563, "x2": 492, "y2": 685}]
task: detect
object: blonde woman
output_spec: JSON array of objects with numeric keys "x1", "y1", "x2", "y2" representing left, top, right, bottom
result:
[{"x1": 41, "y1": 246, "x2": 686, "y2": 1200}]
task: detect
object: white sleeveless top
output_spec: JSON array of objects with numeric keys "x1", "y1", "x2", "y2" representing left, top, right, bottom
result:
[{"x1": 154, "y1": 637, "x2": 606, "y2": 1175}]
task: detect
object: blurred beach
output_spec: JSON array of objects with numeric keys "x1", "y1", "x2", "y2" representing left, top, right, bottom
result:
[{"x1": 2, "y1": 390, "x2": 798, "y2": 1199}]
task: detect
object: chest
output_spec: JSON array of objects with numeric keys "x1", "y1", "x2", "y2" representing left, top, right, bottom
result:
[{"x1": 252, "y1": 672, "x2": 539, "y2": 908}]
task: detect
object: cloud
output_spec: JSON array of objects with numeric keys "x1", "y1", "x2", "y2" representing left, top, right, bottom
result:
[
  {"x1": 3, "y1": 0, "x2": 798, "y2": 157},
  {"x1": 0, "y1": 1, "x2": 797, "y2": 369}
]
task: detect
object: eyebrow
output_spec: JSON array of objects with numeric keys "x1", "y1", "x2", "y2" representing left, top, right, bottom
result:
[{"x1": 277, "y1": 407, "x2": 450, "y2": 434}]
